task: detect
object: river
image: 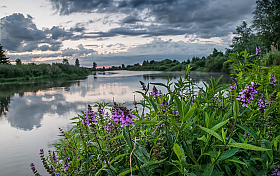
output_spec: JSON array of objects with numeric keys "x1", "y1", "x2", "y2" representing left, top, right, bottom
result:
[{"x1": 0, "y1": 70, "x2": 230, "y2": 176}]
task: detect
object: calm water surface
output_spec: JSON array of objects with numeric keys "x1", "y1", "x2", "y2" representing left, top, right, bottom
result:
[{"x1": 0, "y1": 70, "x2": 230, "y2": 176}]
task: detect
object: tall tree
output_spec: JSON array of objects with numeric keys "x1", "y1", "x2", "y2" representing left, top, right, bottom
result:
[
  {"x1": 15, "y1": 59, "x2": 22, "y2": 65},
  {"x1": 230, "y1": 21, "x2": 259, "y2": 54},
  {"x1": 0, "y1": 44, "x2": 10, "y2": 64},
  {"x1": 253, "y1": 0, "x2": 280, "y2": 50},
  {"x1": 62, "y1": 58, "x2": 69, "y2": 65},
  {"x1": 75, "y1": 58, "x2": 80, "y2": 67},
  {"x1": 93, "y1": 62, "x2": 97, "y2": 70}
]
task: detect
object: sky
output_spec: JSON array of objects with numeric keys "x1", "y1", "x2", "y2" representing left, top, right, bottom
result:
[{"x1": 0, "y1": 0, "x2": 256, "y2": 67}]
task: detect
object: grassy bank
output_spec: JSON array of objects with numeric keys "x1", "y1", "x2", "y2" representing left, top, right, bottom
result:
[{"x1": 0, "y1": 63, "x2": 91, "y2": 82}]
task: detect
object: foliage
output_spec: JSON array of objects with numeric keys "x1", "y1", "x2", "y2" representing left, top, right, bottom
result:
[
  {"x1": 0, "y1": 44, "x2": 10, "y2": 64},
  {"x1": 15, "y1": 59, "x2": 22, "y2": 66},
  {"x1": 93, "y1": 62, "x2": 97, "y2": 70},
  {"x1": 262, "y1": 50, "x2": 280, "y2": 66},
  {"x1": 230, "y1": 21, "x2": 263, "y2": 54},
  {"x1": 252, "y1": 0, "x2": 280, "y2": 50},
  {"x1": 126, "y1": 50, "x2": 229, "y2": 73},
  {"x1": 0, "y1": 63, "x2": 91, "y2": 82},
  {"x1": 75, "y1": 59, "x2": 80, "y2": 67},
  {"x1": 31, "y1": 51, "x2": 280, "y2": 176},
  {"x1": 62, "y1": 59, "x2": 69, "y2": 65}
]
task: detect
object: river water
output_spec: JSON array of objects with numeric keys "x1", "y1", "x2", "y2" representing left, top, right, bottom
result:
[{"x1": 0, "y1": 70, "x2": 230, "y2": 176}]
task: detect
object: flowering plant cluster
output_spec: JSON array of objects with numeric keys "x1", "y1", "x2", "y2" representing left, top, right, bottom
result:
[
  {"x1": 236, "y1": 82, "x2": 260, "y2": 107},
  {"x1": 31, "y1": 50, "x2": 280, "y2": 176}
]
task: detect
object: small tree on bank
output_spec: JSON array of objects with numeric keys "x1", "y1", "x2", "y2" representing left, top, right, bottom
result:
[
  {"x1": 15, "y1": 59, "x2": 22, "y2": 65},
  {"x1": 0, "y1": 44, "x2": 10, "y2": 64},
  {"x1": 75, "y1": 58, "x2": 80, "y2": 67},
  {"x1": 93, "y1": 62, "x2": 97, "y2": 70},
  {"x1": 62, "y1": 58, "x2": 69, "y2": 65}
]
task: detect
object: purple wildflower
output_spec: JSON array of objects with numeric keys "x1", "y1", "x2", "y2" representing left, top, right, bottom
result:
[
  {"x1": 272, "y1": 165, "x2": 280, "y2": 175},
  {"x1": 52, "y1": 151, "x2": 58, "y2": 163},
  {"x1": 236, "y1": 82, "x2": 260, "y2": 107},
  {"x1": 40, "y1": 149, "x2": 44, "y2": 155},
  {"x1": 151, "y1": 86, "x2": 159, "y2": 96},
  {"x1": 111, "y1": 103, "x2": 135, "y2": 127},
  {"x1": 186, "y1": 93, "x2": 190, "y2": 100},
  {"x1": 257, "y1": 94, "x2": 269, "y2": 111},
  {"x1": 172, "y1": 110, "x2": 179, "y2": 116},
  {"x1": 140, "y1": 81, "x2": 148, "y2": 91},
  {"x1": 56, "y1": 173, "x2": 59, "y2": 176},
  {"x1": 214, "y1": 94, "x2": 221, "y2": 102},
  {"x1": 229, "y1": 83, "x2": 240, "y2": 92},
  {"x1": 104, "y1": 160, "x2": 110, "y2": 165},
  {"x1": 98, "y1": 105, "x2": 103, "y2": 114},
  {"x1": 82, "y1": 105, "x2": 97, "y2": 125},
  {"x1": 269, "y1": 72, "x2": 276, "y2": 86},
  {"x1": 30, "y1": 163, "x2": 36, "y2": 172},
  {"x1": 62, "y1": 163, "x2": 70, "y2": 171},
  {"x1": 256, "y1": 45, "x2": 261, "y2": 58},
  {"x1": 226, "y1": 120, "x2": 230, "y2": 125}
]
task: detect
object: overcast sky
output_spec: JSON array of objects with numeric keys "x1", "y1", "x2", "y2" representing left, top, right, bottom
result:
[{"x1": 0, "y1": 0, "x2": 256, "y2": 66}]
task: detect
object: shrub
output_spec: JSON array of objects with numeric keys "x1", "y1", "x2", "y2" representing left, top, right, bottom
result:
[{"x1": 31, "y1": 53, "x2": 280, "y2": 176}]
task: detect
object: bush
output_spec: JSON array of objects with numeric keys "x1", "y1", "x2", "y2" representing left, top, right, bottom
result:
[
  {"x1": 30, "y1": 54, "x2": 280, "y2": 175},
  {"x1": 262, "y1": 50, "x2": 280, "y2": 66}
]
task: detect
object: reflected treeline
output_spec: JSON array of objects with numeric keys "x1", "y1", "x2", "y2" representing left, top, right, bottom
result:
[
  {"x1": 142, "y1": 71, "x2": 231, "y2": 84},
  {"x1": 0, "y1": 77, "x2": 86, "y2": 117},
  {"x1": 190, "y1": 71, "x2": 231, "y2": 84},
  {"x1": 143, "y1": 71, "x2": 185, "y2": 81}
]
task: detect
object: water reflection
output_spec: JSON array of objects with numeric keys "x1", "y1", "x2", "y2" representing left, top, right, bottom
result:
[
  {"x1": 0, "y1": 70, "x2": 230, "y2": 176},
  {"x1": 0, "y1": 71, "x2": 230, "y2": 131}
]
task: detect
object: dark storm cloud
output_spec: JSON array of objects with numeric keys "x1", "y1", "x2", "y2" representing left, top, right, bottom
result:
[
  {"x1": 49, "y1": 0, "x2": 256, "y2": 38},
  {"x1": 0, "y1": 13, "x2": 83, "y2": 52}
]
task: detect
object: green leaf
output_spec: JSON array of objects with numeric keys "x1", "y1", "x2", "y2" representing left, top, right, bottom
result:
[
  {"x1": 233, "y1": 99, "x2": 239, "y2": 118},
  {"x1": 175, "y1": 95, "x2": 183, "y2": 120},
  {"x1": 95, "y1": 166, "x2": 106, "y2": 176},
  {"x1": 203, "y1": 163, "x2": 214, "y2": 176},
  {"x1": 211, "y1": 118, "x2": 229, "y2": 132},
  {"x1": 110, "y1": 153, "x2": 130, "y2": 164},
  {"x1": 264, "y1": 103, "x2": 275, "y2": 118},
  {"x1": 205, "y1": 112, "x2": 210, "y2": 128},
  {"x1": 228, "y1": 157, "x2": 247, "y2": 166},
  {"x1": 273, "y1": 134, "x2": 280, "y2": 149},
  {"x1": 218, "y1": 148, "x2": 239, "y2": 161},
  {"x1": 148, "y1": 98, "x2": 157, "y2": 112},
  {"x1": 229, "y1": 143, "x2": 271, "y2": 151},
  {"x1": 198, "y1": 135, "x2": 207, "y2": 143},
  {"x1": 237, "y1": 124, "x2": 257, "y2": 140},
  {"x1": 118, "y1": 168, "x2": 138, "y2": 176},
  {"x1": 182, "y1": 104, "x2": 196, "y2": 123},
  {"x1": 166, "y1": 170, "x2": 180, "y2": 176},
  {"x1": 140, "y1": 158, "x2": 166, "y2": 169},
  {"x1": 134, "y1": 148, "x2": 148, "y2": 163},
  {"x1": 199, "y1": 126, "x2": 223, "y2": 142},
  {"x1": 110, "y1": 134, "x2": 123, "y2": 141},
  {"x1": 122, "y1": 127, "x2": 132, "y2": 148},
  {"x1": 173, "y1": 143, "x2": 183, "y2": 161}
]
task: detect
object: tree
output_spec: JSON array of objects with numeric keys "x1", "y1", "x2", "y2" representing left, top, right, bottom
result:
[
  {"x1": 230, "y1": 21, "x2": 259, "y2": 54},
  {"x1": 0, "y1": 44, "x2": 10, "y2": 64},
  {"x1": 253, "y1": 0, "x2": 280, "y2": 50},
  {"x1": 62, "y1": 59, "x2": 69, "y2": 65},
  {"x1": 121, "y1": 64, "x2": 125, "y2": 69},
  {"x1": 93, "y1": 62, "x2": 97, "y2": 70},
  {"x1": 15, "y1": 59, "x2": 22, "y2": 65},
  {"x1": 75, "y1": 58, "x2": 80, "y2": 67}
]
